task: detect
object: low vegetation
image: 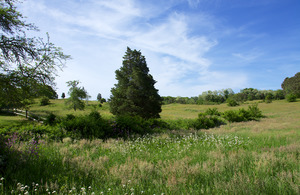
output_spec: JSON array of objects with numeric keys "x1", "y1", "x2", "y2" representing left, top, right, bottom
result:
[{"x1": 0, "y1": 99, "x2": 299, "y2": 194}]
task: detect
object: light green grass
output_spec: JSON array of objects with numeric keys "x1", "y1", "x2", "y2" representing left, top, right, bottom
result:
[{"x1": 29, "y1": 99, "x2": 113, "y2": 118}]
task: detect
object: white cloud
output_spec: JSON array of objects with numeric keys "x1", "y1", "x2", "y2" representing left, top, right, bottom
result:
[{"x1": 19, "y1": 0, "x2": 249, "y2": 98}]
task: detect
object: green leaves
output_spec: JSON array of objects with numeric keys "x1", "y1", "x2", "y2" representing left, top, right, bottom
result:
[
  {"x1": 65, "y1": 80, "x2": 87, "y2": 111},
  {"x1": 281, "y1": 72, "x2": 300, "y2": 98},
  {"x1": 0, "y1": 1, "x2": 70, "y2": 109},
  {"x1": 110, "y1": 47, "x2": 162, "y2": 119}
]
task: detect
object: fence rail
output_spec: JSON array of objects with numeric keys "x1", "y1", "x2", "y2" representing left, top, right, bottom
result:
[{"x1": 9, "y1": 109, "x2": 45, "y2": 123}]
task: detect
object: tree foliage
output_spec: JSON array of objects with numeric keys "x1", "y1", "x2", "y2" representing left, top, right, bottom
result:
[
  {"x1": 65, "y1": 80, "x2": 88, "y2": 111},
  {"x1": 281, "y1": 72, "x2": 300, "y2": 98},
  {"x1": 0, "y1": 0, "x2": 70, "y2": 109},
  {"x1": 110, "y1": 47, "x2": 162, "y2": 119}
]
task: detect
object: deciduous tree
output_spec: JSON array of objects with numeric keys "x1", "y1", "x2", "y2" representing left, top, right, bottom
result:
[
  {"x1": 281, "y1": 72, "x2": 300, "y2": 97},
  {"x1": 65, "y1": 80, "x2": 87, "y2": 111},
  {"x1": 0, "y1": 0, "x2": 70, "y2": 109}
]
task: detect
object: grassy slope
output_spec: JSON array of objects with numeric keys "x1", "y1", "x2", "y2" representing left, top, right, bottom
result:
[{"x1": 0, "y1": 99, "x2": 299, "y2": 194}]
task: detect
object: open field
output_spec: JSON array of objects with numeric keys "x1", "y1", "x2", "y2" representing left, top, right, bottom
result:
[{"x1": 0, "y1": 99, "x2": 299, "y2": 194}]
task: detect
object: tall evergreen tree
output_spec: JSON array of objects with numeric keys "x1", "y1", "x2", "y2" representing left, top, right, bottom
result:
[{"x1": 110, "y1": 47, "x2": 162, "y2": 119}]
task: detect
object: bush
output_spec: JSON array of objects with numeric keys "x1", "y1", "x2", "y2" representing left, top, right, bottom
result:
[
  {"x1": 204, "y1": 108, "x2": 221, "y2": 116},
  {"x1": 223, "y1": 110, "x2": 246, "y2": 122},
  {"x1": 165, "y1": 118, "x2": 197, "y2": 130},
  {"x1": 44, "y1": 113, "x2": 57, "y2": 126},
  {"x1": 247, "y1": 103, "x2": 263, "y2": 119},
  {"x1": 223, "y1": 104, "x2": 263, "y2": 122},
  {"x1": 194, "y1": 113, "x2": 224, "y2": 129},
  {"x1": 227, "y1": 99, "x2": 239, "y2": 107},
  {"x1": 61, "y1": 111, "x2": 111, "y2": 139},
  {"x1": 40, "y1": 96, "x2": 50, "y2": 106},
  {"x1": 111, "y1": 115, "x2": 152, "y2": 137},
  {"x1": 265, "y1": 93, "x2": 273, "y2": 103},
  {"x1": 0, "y1": 124, "x2": 65, "y2": 142},
  {"x1": 286, "y1": 94, "x2": 297, "y2": 102}
]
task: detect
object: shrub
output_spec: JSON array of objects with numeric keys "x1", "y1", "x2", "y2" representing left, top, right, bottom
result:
[
  {"x1": 61, "y1": 111, "x2": 111, "y2": 139},
  {"x1": 247, "y1": 103, "x2": 263, "y2": 119},
  {"x1": 265, "y1": 93, "x2": 273, "y2": 103},
  {"x1": 111, "y1": 115, "x2": 152, "y2": 137},
  {"x1": 286, "y1": 94, "x2": 297, "y2": 102},
  {"x1": 194, "y1": 113, "x2": 224, "y2": 129},
  {"x1": 40, "y1": 96, "x2": 50, "y2": 106},
  {"x1": 223, "y1": 104, "x2": 263, "y2": 122},
  {"x1": 204, "y1": 108, "x2": 221, "y2": 116},
  {"x1": 44, "y1": 113, "x2": 57, "y2": 126},
  {"x1": 223, "y1": 110, "x2": 246, "y2": 122},
  {"x1": 227, "y1": 99, "x2": 239, "y2": 107}
]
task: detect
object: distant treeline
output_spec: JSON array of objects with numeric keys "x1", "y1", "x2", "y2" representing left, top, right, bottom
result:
[{"x1": 162, "y1": 88, "x2": 285, "y2": 105}]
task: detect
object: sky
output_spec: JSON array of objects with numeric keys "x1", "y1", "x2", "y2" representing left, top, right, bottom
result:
[{"x1": 17, "y1": 0, "x2": 300, "y2": 99}]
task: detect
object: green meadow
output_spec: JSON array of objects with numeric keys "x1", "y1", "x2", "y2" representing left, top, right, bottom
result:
[{"x1": 0, "y1": 99, "x2": 299, "y2": 194}]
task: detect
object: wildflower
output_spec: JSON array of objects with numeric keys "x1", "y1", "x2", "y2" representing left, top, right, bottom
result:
[
  {"x1": 108, "y1": 188, "x2": 111, "y2": 191},
  {"x1": 91, "y1": 192, "x2": 95, "y2": 195},
  {"x1": 52, "y1": 190, "x2": 56, "y2": 194},
  {"x1": 24, "y1": 191, "x2": 29, "y2": 195},
  {"x1": 0, "y1": 177, "x2": 4, "y2": 181}
]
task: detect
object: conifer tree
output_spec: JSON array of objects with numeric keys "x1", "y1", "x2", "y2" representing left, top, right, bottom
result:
[{"x1": 110, "y1": 47, "x2": 162, "y2": 118}]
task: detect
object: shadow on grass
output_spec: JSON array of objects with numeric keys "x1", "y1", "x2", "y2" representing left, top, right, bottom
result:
[{"x1": 1, "y1": 144, "x2": 107, "y2": 194}]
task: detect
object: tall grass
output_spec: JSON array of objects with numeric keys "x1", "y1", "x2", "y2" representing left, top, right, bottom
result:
[
  {"x1": 1, "y1": 131, "x2": 299, "y2": 194},
  {"x1": 0, "y1": 100, "x2": 299, "y2": 194}
]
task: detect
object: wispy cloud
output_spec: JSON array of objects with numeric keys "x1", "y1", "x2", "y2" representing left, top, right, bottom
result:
[{"x1": 19, "y1": 0, "x2": 252, "y2": 98}]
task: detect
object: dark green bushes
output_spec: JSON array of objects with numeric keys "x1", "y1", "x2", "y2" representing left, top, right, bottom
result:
[
  {"x1": 165, "y1": 109, "x2": 224, "y2": 130},
  {"x1": 227, "y1": 99, "x2": 239, "y2": 107},
  {"x1": 195, "y1": 113, "x2": 224, "y2": 129},
  {"x1": 286, "y1": 94, "x2": 297, "y2": 102},
  {"x1": 222, "y1": 104, "x2": 263, "y2": 122},
  {"x1": 40, "y1": 96, "x2": 50, "y2": 106},
  {"x1": 0, "y1": 124, "x2": 65, "y2": 141},
  {"x1": 60, "y1": 112, "x2": 165, "y2": 139},
  {"x1": 61, "y1": 111, "x2": 111, "y2": 139},
  {"x1": 0, "y1": 105, "x2": 264, "y2": 142}
]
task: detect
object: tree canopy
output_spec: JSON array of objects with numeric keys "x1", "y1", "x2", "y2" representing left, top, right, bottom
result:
[
  {"x1": 110, "y1": 47, "x2": 162, "y2": 119},
  {"x1": 65, "y1": 80, "x2": 88, "y2": 111},
  {"x1": 281, "y1": 72, "x2": 300, "y2": 97},
  {"x1": 0, "y1": 0, "x2": 70, "y2": 109}
]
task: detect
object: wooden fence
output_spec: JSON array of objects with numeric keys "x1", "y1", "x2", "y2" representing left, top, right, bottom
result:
[{"x1": 10, "y1": 109, "x2": 45, "y2": 123}]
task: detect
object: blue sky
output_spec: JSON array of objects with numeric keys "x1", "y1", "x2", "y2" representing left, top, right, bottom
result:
[{"x1": 18, "y1": 0, "x2": 300, "y2": 99}]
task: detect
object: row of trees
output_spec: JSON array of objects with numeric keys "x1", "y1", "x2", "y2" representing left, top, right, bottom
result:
[{"x1": 162, "y1": 88, "x2": 286, "y2": 105}]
